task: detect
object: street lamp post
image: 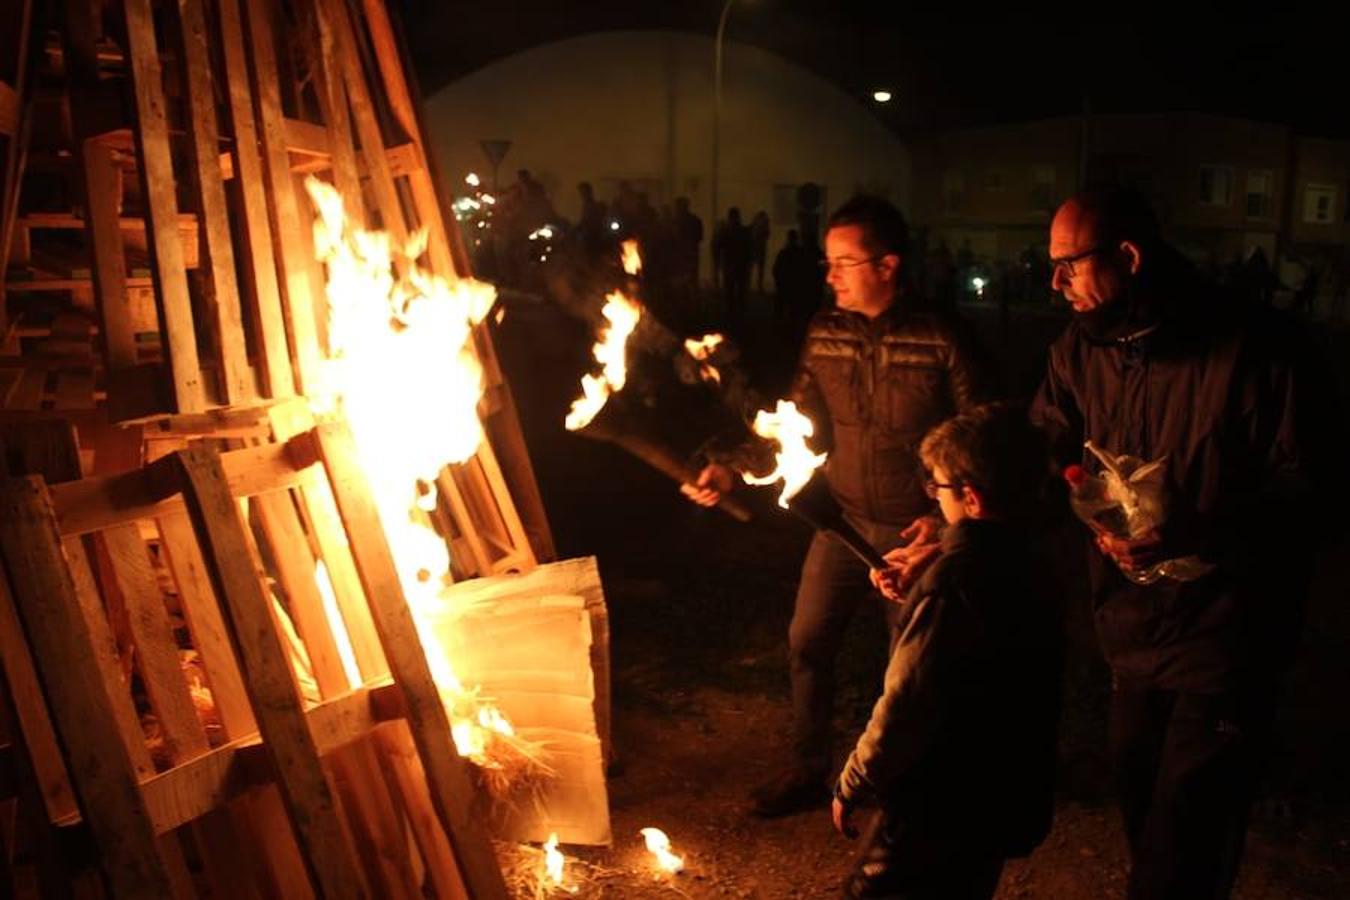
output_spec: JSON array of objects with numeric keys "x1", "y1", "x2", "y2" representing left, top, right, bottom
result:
[{"x1": 711, "y1": 0, "x2": 737, "y2": 281}]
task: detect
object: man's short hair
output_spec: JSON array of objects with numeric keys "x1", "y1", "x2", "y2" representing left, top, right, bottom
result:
[
  {"x1": 919, "y1": 403, "x2": 1049, "y2": 518},
  {"x1": 827, "y1": 194, "x2": 910, "y2": 258},
  {"x1": 1072, "y1": 184, "x2": 1162, "y2": 249}
]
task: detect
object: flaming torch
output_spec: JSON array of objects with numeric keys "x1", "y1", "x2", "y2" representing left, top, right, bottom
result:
[
  {"x1": 683, "y1": 333, "x2": 724, "y2": 385},
  {"x1": 565, "y1": 247, "x2": 751, "y2": 521},
  {"x1": 743, "y1": 400, "x2": 889, "y2": 569}
]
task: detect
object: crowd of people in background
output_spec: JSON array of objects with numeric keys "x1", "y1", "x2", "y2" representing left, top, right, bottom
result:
[{"x1": 461, "y1": 170, "x2": 1350, "y2": 339}]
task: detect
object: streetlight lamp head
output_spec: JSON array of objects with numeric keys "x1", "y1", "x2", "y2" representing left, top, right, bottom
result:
[{"x1": 872, "y1": 90, "x2": 893, "y2": 103}]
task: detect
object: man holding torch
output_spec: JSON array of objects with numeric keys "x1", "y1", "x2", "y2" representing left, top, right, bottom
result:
[{"x1": 682, "y1": 194, "x2": 994, "y2": 817}]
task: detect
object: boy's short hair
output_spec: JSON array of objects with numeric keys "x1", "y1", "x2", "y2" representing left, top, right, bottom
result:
[{"x1": 919, "y1": 403, "x2": 1049, "y2": 518}]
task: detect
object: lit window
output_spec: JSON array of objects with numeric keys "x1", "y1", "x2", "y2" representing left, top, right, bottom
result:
[
  {"x1": 1303, "y1": 183, "x2": 1337, "y2": 225},
  {"x1": 1199, "y1": 165, "x2": 1233, "y2": 207},
  {"x1": 1245, "y1": 170, "x2": 1274, "y2": 219}
]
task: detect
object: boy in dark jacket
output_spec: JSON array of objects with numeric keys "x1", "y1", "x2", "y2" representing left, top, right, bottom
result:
[{"x1": 833, "y1": 404, "x2": 1062, "y2": 899}]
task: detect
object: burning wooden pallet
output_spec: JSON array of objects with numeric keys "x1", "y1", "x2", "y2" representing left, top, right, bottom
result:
[{"x1": 0, "y1": 415, "x2": 509, "y2": 897}]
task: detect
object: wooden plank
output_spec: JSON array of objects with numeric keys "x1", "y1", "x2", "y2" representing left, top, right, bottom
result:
[
  {"x1": 353, "y1": 0, "x2": 454, "y2": 277},
  {"x1": 140, "y1": 680, "x2": 397, "y2": 834},
  {"x1": 0, "y1": 560, "x2": 79, "y2": 824},
  {"x1": 95, "y1": 525, "x2": 211, "y2": 764},
  {"x1": 232, "y1": 787, "x2": 315, "y2": 900},
  {"x1": 52, "y1": 370, "x2": 95, "y2": 410},
  {"x1": 253, "y1": 490, "x2": 350, "y2": 698},
  {"x1": 374, "y1": 722, "x2": 469, "y2": 900},
  {"x1": 0, "y1": 478, "x2": 176, "y2": 897},
  {"x1": 283, "y1": 117, "x2": 331, "y2": 157},
  {"x1": 176, "y1": 0, "x2": 252, "y2": 405},
  {"x1": 0, "y1": 81, "x2": 16, "y2": 136},
  {"x1": 157, "y1": 509, "x2": 257, "y2": 740},
  {"x1": 0, "y1": 0, "x2": 36, "y2": 341},
  {"x1": 82, "y1": 139, "x2": 136, "y2": 368},
  {"x1": 325, "y1": 0, "x2": 406, "y2": 253},
  {"x1": 6, "y1": 369, "x2": 46, "y2": 411},
  {"x1": 269, "y1": 404, "x2": 387, "y2": 680},
  {"x1": 192, "y1": 808, "x2": 265, "y2": 900},
  {"x1": 306, "y1": 0, "x2": 364, "y2": 227},
  {"x1": 216, "y1": 0, "x2": 295, "y2": 400},
  {"x1": 62, "y1": 534, "x2": 156, "y2": 779},
  {"x1": 330, "y1": 739, "x2": 419, "y2": 900},
  {"x1": 167, "y1": 446, "x2": 368, "y2": 899},
  {"x1": 121, "y1": 0, "x2": 205, "y2": 412},
  {"x1": 309, "y1": 422, "x2": 508, "y2": 899},
  {"x1": 243, "y1": 0, "x2": 324, "y2": 395},
  {"x1": 50, "y1": 441, "x2": 315, "y2": 537}
]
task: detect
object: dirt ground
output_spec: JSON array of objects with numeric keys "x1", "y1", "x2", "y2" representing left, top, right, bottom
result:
[{"x1": 490, "y1": 291, "x2": 1350, "y2": 899}]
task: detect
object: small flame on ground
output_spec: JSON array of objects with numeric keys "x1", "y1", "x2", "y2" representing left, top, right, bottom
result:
[
  {"x1": 564, "y1": 290, "x2": 642, "y2": 431},
  {"x1": 741, "y1": 400, "x2": 828, "y2": 508},
  {"x1": 639, "y1": 827, "x2": 684, "y2": 873},
  {"x1": 621, "y1": 239, "x2": 642, "y2": 275},
  {"x1": 683, "y1": 333, "x2": 724, "y2": 384},
  {"x1": 544, "y1": 833, "x2": 565, "y2": 886}
]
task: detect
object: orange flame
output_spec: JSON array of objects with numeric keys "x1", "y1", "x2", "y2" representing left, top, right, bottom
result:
[
  {"x1": 564, "y1": 290, "x2": 642, "y2": 431},
  {"x1": 683, "y1": 333, "x2": 724, "y2": 385},
  {"x1": 621, "y1": 239, "x2": 642, "y2": 275},
  {"x1": 639, "y1": 827, "x2": 684, "y2": 873},
  {"x1": 305, "y1": 176, "x2": 516, "y2": 763},
  {"x1": 741, "y1": 400, "x2": 828, "y2": 508},
  {"x1": 543, "y1": 833, "x2": 565, "y2": 886}
]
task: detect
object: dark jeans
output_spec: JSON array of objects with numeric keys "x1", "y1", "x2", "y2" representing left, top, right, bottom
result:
[
  {"x1": 1110, "y1": 681, "x2": 1272, "y2": 900},
  {"x1": 844, "y1": 810, "x2": 1004, "y2": 900},
  {"x1": 789, "y1": 517, "x2": 908, "y2": 774}
]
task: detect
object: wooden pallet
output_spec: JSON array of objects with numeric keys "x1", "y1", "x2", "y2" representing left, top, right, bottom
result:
[{"x1": 0, "y1": 417, "x2": 510, "y2": 898}]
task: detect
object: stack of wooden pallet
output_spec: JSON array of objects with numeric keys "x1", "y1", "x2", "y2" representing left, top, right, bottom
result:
[{"x1": 0, "y1": 0, "x2": 602, "y2": 894}]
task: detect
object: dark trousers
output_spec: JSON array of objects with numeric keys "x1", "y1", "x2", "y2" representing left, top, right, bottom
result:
[
  {"x1": 844, "y1": 810, "x2": 1004, "y2": 900},
  {"x1": 1110, "y1": 681, "x2": 1270, "y2": 900},
  {"x1": 789, "y1": 517, "x2": 907, "y2": 774}
]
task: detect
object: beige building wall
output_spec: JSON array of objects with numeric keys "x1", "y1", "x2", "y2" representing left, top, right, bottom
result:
[{"x1": 423, "y1": 30, "x2": 911, "y2": 270}]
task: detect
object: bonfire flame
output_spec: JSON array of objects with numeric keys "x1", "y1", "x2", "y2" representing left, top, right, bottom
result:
[
  {"x1": 683, "y1": 333, "x2": 724, "y2": 385},
  {"x1": 305, "y1": 176, "x2": 518, "y2": 765},
  {"x1": 741, "y1": 400, "x2": 828, "y2": 508},
  {"x1": 564, "y1": 289, "x2": 642, "y2": 431},
  {"x1": 621, "y1": 239, "x2": 643, "y2": 276},
  {"x1": 639, "y1": 827, "x2": 684, "y2": 874},
  {"x1": 544, "y1": 833, "x2": 565, "y2": 886}
]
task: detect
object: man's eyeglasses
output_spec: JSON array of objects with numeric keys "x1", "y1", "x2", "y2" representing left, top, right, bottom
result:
[
  {"x1": 821, "y1": 256, "x2": 879, "y2": 273},
  {"x1": 924, "y1": 479, "x2": 963, "y2": 499},
  {"x1": 1049, "y1": 246, "x2": 1102, "y2": 278}
]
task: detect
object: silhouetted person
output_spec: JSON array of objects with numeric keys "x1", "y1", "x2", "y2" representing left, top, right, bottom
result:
[
  {"x1": 751, "y1": 210, "x2": 771, "y2": 294},
  {"x1": 715, "y1": 207, "x2": 753, "y2": 329},
  {"x1": 576, "y1": 181, "x2": 608, "y2": 262},
  {"x1": 672, "y1": 197, "x2": 703, "y2": 323}
]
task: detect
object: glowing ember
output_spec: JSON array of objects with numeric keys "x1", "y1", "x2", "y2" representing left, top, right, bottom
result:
[
  {"x1": 683, "y1": 333, "x2": 725, "y2": 385},
  {"x1": 543, "y1": 833, "x2": 564, "y2": 886},
  {"x1": 639, "y1": 827, "x2": 684, "y2": 873},
  {"x1": 741, "y1": 400, "x2": 828, "y2": 508},
  {"x1": 564, "y1": 290, "x2": 642, "y2": 431},
  {"x1": 305, "y1": 175, "x2": 518, "y2": 765},
  {"x1": 621, "y1": 239, "x2": 642, "y2": 275}
]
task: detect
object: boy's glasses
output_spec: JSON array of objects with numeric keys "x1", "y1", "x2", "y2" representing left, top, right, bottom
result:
[{"x1": 924, "y1": 479, "x2": 963, "y2": 498}]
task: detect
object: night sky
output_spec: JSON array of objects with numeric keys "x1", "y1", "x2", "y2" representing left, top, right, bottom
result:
[{"x1": 394, "y1": 1, "x2": 1347, "y2": 139}]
